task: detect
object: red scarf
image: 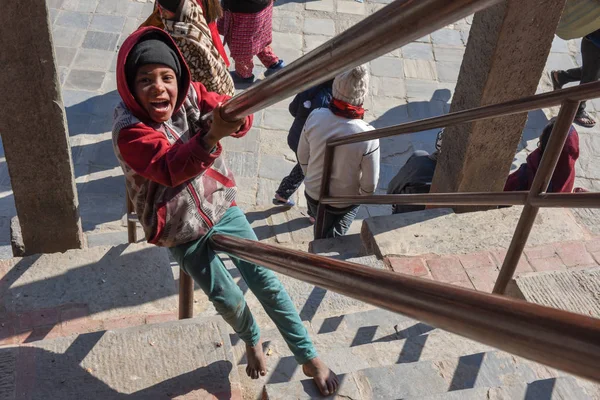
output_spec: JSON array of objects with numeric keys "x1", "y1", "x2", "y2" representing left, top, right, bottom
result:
[
  {"x1": 197, "y1": 1, "x2": 230, "y2": 67},
  {"x1": 329, "y1": 98, "x2": 365, "y2": 119}
]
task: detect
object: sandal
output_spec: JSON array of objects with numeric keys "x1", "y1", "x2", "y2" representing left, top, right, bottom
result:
[
  {"x1": 550, "y1": 70, "x2": 563, "y2": 91},
  {"x1": 574, "y1": 110, "x2": 596, "y2": 128},
  {"x1": 272, "y1": 194, "x2": 295, "y2": 207}
]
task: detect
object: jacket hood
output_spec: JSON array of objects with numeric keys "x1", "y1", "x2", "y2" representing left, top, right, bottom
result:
[{"x1": 116, "y1": 27, "x2": 191, "y2": 123}]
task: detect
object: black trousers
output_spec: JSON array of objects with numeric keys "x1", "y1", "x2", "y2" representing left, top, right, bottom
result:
[{"x1": 556, "y1": 33, "x2": 600, "y2": 113}]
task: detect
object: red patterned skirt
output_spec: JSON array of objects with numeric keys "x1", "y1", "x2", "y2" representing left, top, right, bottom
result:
[{"x1": 218, "y1": 5, "x2": 274, "y2": 60}]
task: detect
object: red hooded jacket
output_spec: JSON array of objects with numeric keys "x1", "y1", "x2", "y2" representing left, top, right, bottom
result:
[{"x1": 112, "y1": 27, "x2": 252, "y2": 247}]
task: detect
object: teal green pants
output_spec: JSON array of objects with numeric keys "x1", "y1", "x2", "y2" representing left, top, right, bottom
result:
[{"x1": 169, "y1": 206, "x2": 317, "y2": 364}]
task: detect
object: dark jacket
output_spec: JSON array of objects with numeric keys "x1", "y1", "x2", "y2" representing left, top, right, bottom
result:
[
  {"x1": 387, "y1": 151, "x2": 437, "y2": 214},
  {"x1": 287, "y1": 80, "x2": 333, "y2": 153},
  {"x1": 222, "y1": 0, "x2": 271, "y2": 13}
]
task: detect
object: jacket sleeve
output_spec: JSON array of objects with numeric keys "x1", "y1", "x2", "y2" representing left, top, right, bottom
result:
[
  {"x1": 117, "y1": 123, "x2": 221, "y2": 188},
  {"x1": 297, "y1": 123, "x2": 311, "y2": 176},
  {"x1": 192, "y1": 81, "x2": 253, "y2": 139},
  {"x1": 360, "y1": 139, "x2": 380, "y2": 195}
]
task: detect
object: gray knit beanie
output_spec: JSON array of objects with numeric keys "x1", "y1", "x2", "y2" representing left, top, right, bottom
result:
[{"x1": 332, "y1": 65, "x2": 369, "y2": 106}]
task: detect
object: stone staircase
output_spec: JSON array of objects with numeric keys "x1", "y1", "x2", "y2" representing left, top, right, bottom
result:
[{"x1": 2, "y1": 205, "x2": 600, "y2": 399}]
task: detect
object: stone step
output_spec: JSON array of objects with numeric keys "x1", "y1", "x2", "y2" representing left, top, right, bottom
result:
[
  {"x1": 361, "y1": 207, "x2": 591, "y2": 258},
  {"x1": 0, "y1": 317, "x2": 242, "y2": 399},
  {"x1": 508, "y1": 266, "x2": 600, "y2": 318},
  {"x1": 407, "y1": 376, "x2": 591, "y2": 400},
  {"x1": 263, "y1": 350, "x2": 592, "y2": 400},
  {"x1": 308, "y1": 234, "x2": 368, "y2": 259}
]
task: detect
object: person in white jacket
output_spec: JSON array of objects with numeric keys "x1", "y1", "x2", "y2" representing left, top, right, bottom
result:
[{"x1": 297, "y1": 65, "x2": 380, "y2": 238}]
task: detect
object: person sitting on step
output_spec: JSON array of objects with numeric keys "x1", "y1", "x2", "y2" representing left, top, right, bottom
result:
[{"x1": 112, "y1": 27, "x2": 339, "y2": 396}]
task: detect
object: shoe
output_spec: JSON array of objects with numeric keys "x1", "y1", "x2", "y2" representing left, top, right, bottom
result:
[
  {"x1": 550, "y1": 70, "x2": 563, "y2": 91},
  {"x1": 230, "y1": 71, "x2": 255, "y2": 84},
  {"x1": 264, "y1": 60, "x2": 285, "y2": 77}
]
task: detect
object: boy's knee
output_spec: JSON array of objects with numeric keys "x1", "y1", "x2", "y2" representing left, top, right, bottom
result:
[{"x1": 211, "y1": 285, "x2": 246, "y2": 317}]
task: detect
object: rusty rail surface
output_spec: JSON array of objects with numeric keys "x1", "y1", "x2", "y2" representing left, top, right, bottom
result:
[
  {"x1": 209, "y1": 233, "x2": 600, "y2": 383},
  {"x1": 316, "y1": 82, "x2": 600, "y2": 295}
]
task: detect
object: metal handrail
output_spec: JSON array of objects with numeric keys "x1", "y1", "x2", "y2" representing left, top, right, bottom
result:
[
  {"x1": 219, "y1": 0, "x2": 502, "y2": 122},
  {"x1": 209, "y1": 233, "x2": 600, "y2": 383},
  {"x1": 315, "y1": 83, "x2": 600, "y2": 295}
]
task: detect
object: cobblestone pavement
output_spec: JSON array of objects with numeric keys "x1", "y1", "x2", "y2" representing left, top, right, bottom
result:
[{"x1": 0, "y1": 0, "x2": 597, "y2": 256}]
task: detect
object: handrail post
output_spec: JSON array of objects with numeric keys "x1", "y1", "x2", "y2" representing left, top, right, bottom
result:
[
  {"x1": 315, "y1": 144, "x2": 335, "y2": 239},
  {"x1": 126, "y1": 189, "x2": 137, "y2": 244},
  {"x1": 179, "y1": 270, "x2": 194, "y2": 319},
  {"x1": 493, "y1": 100, "x2": 580, "y2": 294}
]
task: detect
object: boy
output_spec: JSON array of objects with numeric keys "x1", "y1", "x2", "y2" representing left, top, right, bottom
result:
[
  {"x1": 113, "y1": 27, "x2": 338, "y2": 396},
  {"x1": 298, "y1": 66, "x2": 380, "y2": 238}
]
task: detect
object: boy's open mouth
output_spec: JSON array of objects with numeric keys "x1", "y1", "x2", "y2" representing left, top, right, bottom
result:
[{"x1": 150, "y1": 100, "x2": 170, "y2": 112}]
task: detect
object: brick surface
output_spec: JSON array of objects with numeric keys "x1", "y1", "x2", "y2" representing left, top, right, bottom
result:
[
  {"x1": 145, "y1": 312, "x2": 177, "y2": 325},
  {"x1": 465, "y1": 266, "x2": 497, "y2": 292},
  {"x1": 18, "y1": 308, "x2": 59, "y2": 331},
  {"x1": 386, "y1": 257, "x2": 429, "y2": 277},
  {"x1": 555, "y1": 241, "x2": 596, "y2": 267},
  {"x1": 591, "y1": 251, "x2": 600, "y2": 264},
  {"x1": 524, "y1": 244, "x2": 556, "y2": 260},
  {"x1": 449, "y1": 279, "x2": 475, "y2": 290},
  {"x1": 490, "y1": 250, "x2": 534, "y2": 273},
  {"x1": 426, "y1": 256, "x2": 468, "y2": 283},
  {"x1": 102, "y1": 315, "x2": 145, "y2": 331},
  {"x1": 529, "y1": 255, "x2": 567, "y2": 272},
  {"x1": 585, "y1": 238, "x2": 600, "y2": 253},
  {"x1": 458, "y1": 252, "x2": 495, "y2": 270}
]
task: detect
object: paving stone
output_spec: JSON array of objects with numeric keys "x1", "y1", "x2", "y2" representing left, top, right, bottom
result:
[
  {"x1": 261, "y1": 108, "x2": 294, "y2": 131},
  {"x1": 303, "y1": 18, "x2": 335, "y2": 36},
  {"x1": 96, "y1": 0, "x2": 130, "y2": 15},
  {"x1": 58, "y1": 66, "x2": 69, "y2": 85},
  {"x1": 47, "y1": 0, "x2": 66, "y2": 8},
  {"x1": 259, "y1": 155, "x2": 295, "y2": 181},
  {"x1": 223, "y1": 151, "x2": 258, "y2": 178},
  {"x1": 555, "y1": 241, "x2": 596, "y2": 268},
  {"x1": 551, "y1": 36, "x2": 570, "y2": 53},
  {"x1": 337, "y1": 0, "x2": 367, "y2": 15},
  {"x1": 404, "y1": 59, "x2": 438, "y2": 80},
  {"x1": 273, "y1": 11, "x2": 304, "y2": 34},
  {"x1": 61, "y1": 0, "x2": 98, "y2": 12},
  {"x1": 305, "y1": 0, "x2": 333, "y2": 12},
  {"x1": 101, "y1": 72, "x2": 117, "y2": 92},
  {"x1": 458, "y1": 252, "x2": 496, "y2": 270},
  {"x1": 433, "y1": 46, "x2": 465, "y2": 62},
  {"x1": 65, "y1": 69, "x2": 106, "y2": 91},
  {"x1": 82, "y1": 30, "x2": 119, "y2": 51},
  {"x1": 401, "y1": 42, "x2": 434, "y2": 60},
  {"x1": 370, "y1": 56, "x2": 403, "y2": 78},
  {"x1": 89, "y1": 14, "x2": 126, "y2": 33},
  {"x1": 490, "y1": 249, "x2": 533, "y2": 274},
  {"x1": 122, "y1": 16, "x2": 141, "y2": 38},
  {"x1": 407, "y1": 99, "x2": 447, "y2": 120},
  {"x1": 51, "y1": 26, "x2": 86, "y2": 47},
  {"x1": 431, "y1": 28, "x2": 463, "y2": 47},
  {"x1": 257, "y1": 178, "x2": 281, "y2": 206},
  {"x1": 465, "y1": 266, "x2": 497, "y2": 292},
  {"x1": 221, "y1": 128, "x2": 260, "y2": 154},
  {"x1": 370, "y1": 76, "x2": 406, "y2": 98},
  {"x1": 545, "y1": 52, "x2": 576, "y2": 73},
  {"x1": 55, "y1": 10, "x2": 91, "y2": 29},
  {"x1": 54, "y1": 46, "x2": 77, "y2": 67},
  {"x1": 436, "y1": 60, "x2": 461, "y2": 82},
  {"x1": 529, "y1": 255, "x2": 567, "y2": 272},
  {"x1": 303, "y1": 35, "x2": 331, "y2": 52},
  {"x1": 72, "y1": 48, "x2": 114, "y2": 70},
  {"x1": 415, "y1": 34, "x2": 431, "y2": 43},
  {"x1": 427, "y1": 256, "x2": 469, "y2": 283}
]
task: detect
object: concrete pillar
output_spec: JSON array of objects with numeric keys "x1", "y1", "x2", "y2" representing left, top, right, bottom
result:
[
  {"x1": 431, "y1": 0, "x2": 567, "y2": 202},
  {"x1": 0, "y1": 1, "x2": 84, "y2": 254}
]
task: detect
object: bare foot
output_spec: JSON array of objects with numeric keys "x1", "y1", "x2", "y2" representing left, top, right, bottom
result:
[
  {"x1": 245, "y1": 340, "x2": 267, "y2": 379},
  {"x1": 302, "y1": 357, "x2": 339, "y2": 396}
]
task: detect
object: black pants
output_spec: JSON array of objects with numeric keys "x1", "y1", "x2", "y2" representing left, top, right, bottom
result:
[
  {"x1": 275, "y1": 163, "x2": 304, "y2": 200},
  {"x1": 556, "y1": 33, "x2": 600, "y2": 113}
]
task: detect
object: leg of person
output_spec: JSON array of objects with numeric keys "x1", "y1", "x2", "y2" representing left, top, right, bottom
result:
[
  {"x1": 169, "y1": 235, "x2": 263, "y2": 376},
  {"x1": 232, "y1": 56, "x2": 255, "y2": 83},
  {"x1": 552, "y1": 67, "x2": 582, "y2": 90},
  {"x1": 274, "y1": 163, "x2": 305, "y2": 206},
  {"x1": 216, "y1": 206, "x2": 339, "y2": 395},
  {"x1": 259, "y1": 45, "x2": 285, "y2": 76},
  {"x1": 574, "y1": 35, "x2": 600, "y2": 127},
  {"x1": 328, "y1": 205, "x2": 360, "y2": 238},
  {"x1": 306, "y1": 192, "x2": 339, "y2": 235}
]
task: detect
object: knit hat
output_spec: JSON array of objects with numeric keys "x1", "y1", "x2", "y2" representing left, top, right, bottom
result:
[
  {"x1": 157, "y1": 0, "x2": 181, "y2": 13},
  {"x1": 332, "y1": 65, "x2": 369, "y2": 106},
  {"x1": 125, "y1": 34, "x2": 182, "y2": 90}
]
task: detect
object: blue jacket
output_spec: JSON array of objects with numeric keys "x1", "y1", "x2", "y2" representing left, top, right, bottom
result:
[{"x1": 287, "y1": 80, "x2": 333, "y2": 153}]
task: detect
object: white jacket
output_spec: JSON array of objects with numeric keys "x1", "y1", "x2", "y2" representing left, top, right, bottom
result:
[{"x1": 297, "y1": 108, "x2": 380, "y2": 207}]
